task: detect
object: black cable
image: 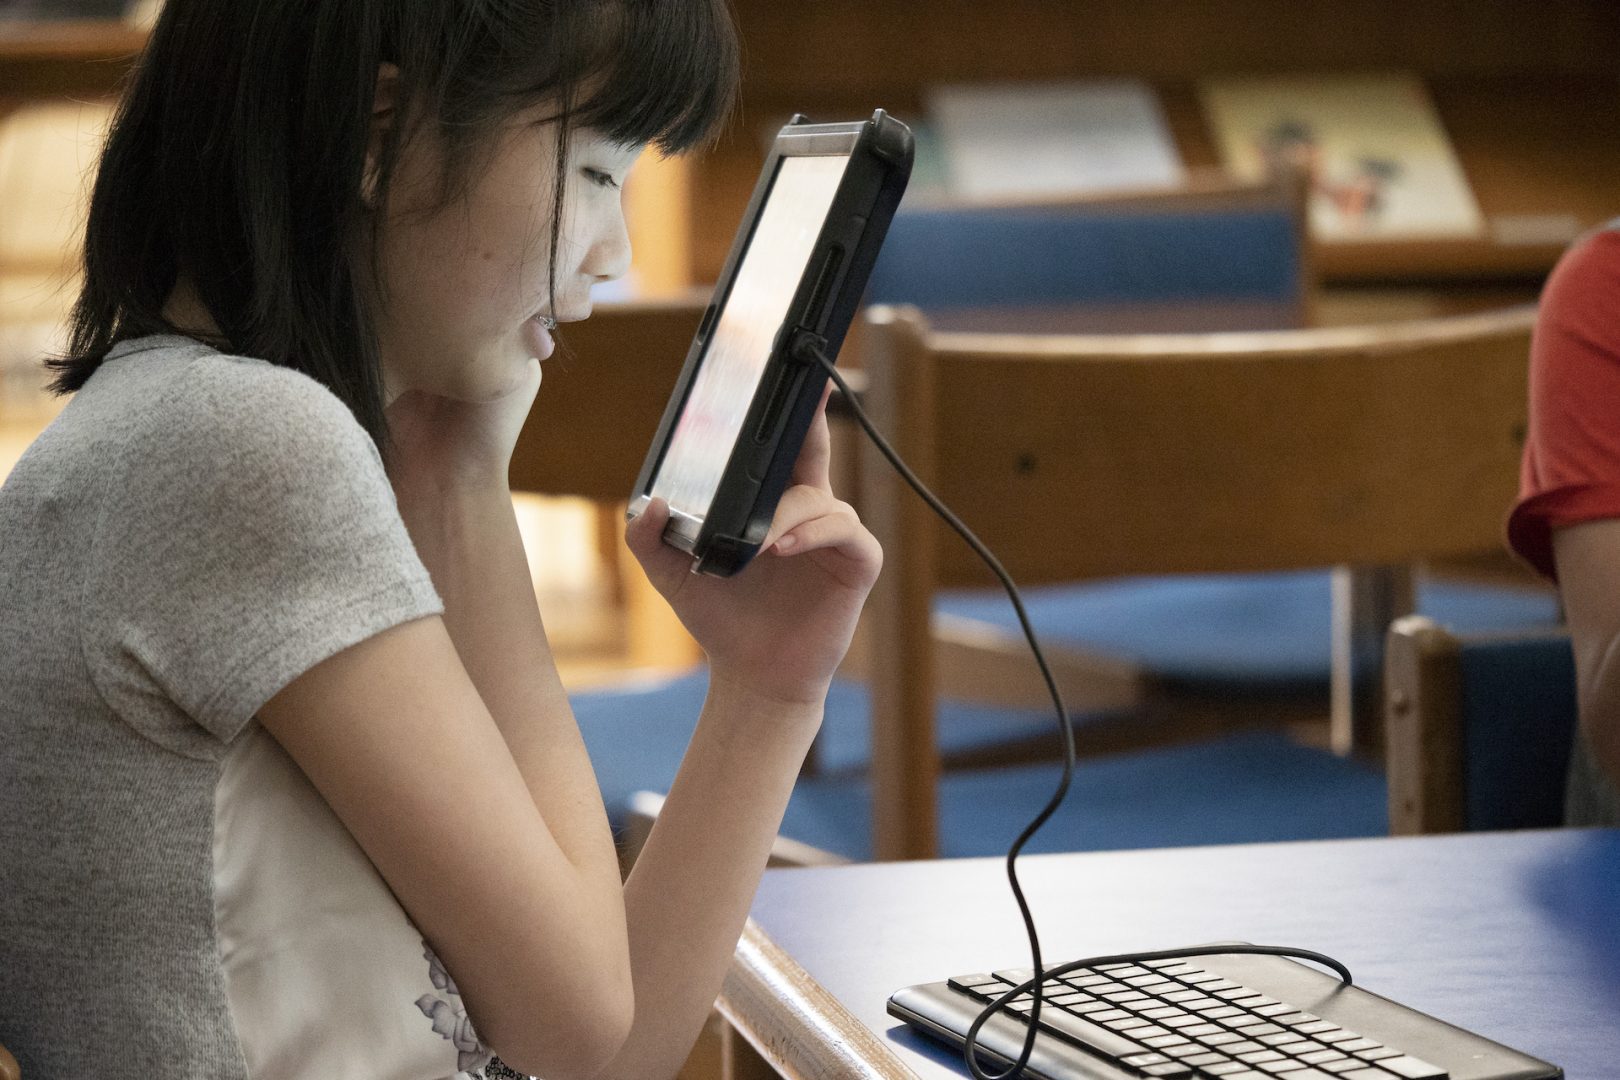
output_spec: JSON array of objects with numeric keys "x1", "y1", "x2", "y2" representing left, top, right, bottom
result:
[{"x1": 803, "y1": 341, "x2": 1355, "y2": 1079}]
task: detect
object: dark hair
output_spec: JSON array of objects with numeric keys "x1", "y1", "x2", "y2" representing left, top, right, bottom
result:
[{"x1": 49, "y1": 0, "x2": 739, "y2": 448}]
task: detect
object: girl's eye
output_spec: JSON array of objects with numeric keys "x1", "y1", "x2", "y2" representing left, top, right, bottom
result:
[{"x1": 583, "y1": 168, "x2": 621, "y2": 190}]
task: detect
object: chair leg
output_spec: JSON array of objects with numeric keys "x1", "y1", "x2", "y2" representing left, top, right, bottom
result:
[{"x1": 1331, "y1": 564, "x2": 1414, "y2": 759}]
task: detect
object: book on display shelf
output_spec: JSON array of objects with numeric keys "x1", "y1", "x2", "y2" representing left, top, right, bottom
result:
[{"x1": 1200, "y1": 71, "x2": 1484, "y2": 241}]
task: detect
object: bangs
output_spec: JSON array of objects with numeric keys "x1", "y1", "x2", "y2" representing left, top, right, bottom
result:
[{"x1": 562, "y1": 0, "x2": 740, "y2": 153}]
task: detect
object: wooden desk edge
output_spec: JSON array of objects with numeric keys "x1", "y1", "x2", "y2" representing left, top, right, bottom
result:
[{"x1": 718, "y1": 919, "x2": 921, "y2": 1080}]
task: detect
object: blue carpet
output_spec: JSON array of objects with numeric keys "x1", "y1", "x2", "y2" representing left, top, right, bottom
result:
[
  {"x1": 938, "y1": 572, "x2": 1561, "y2": 686},
  {"x1": 572, "y1": 671, "x2": 1387, "y2": 861}
]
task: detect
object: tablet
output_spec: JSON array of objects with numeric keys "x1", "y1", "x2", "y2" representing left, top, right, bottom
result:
[{"x1": 628, "y1": 110, "x2": 913, "y2": 576}]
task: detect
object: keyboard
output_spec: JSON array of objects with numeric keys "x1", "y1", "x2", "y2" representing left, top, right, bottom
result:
[{"x1": 888, "y1": 950, "x2": 1561, "y2": 1080}]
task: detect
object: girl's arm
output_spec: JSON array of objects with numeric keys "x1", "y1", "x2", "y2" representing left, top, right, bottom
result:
[
  {"x1": 258, "y1": 361, "x2": 634, "y2": 1080},
  {"x1": 1552, "y1": 520, "x2": 1620, "y2": 789},
  {"x1": 599, "y1": 402, "x2": 883, "y2": 1079}
]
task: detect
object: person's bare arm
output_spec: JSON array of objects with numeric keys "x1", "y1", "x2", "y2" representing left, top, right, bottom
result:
[
  {"x1": 598, "y1": 401, "x2": 883, "y2": 1079},
  {"x1": 260, "y1": 363, "x2": 633, "y2": 1080},
  {"x1": 1550, "y1": 519, "x2": 1620, "y2": 787}
]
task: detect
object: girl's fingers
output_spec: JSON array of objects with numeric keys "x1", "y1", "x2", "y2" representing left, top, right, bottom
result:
[
  {"x1": 760, "y1": 484, "x2": 842, "y2": 553},
  {"x1": 624, "y1": 497, "x2": 692, "y2": 590},
  {"x1": 790, "y1": 385, "x2": 834, "y2": 492}
]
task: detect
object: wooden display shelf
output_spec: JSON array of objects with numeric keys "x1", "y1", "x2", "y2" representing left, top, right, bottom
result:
[{"x1": 6, "y1": 5, "x2": 1619, "y2": 293}]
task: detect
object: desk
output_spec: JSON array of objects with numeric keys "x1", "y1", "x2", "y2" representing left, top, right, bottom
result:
[{"x1": 722, "y1": 830, "x2": 1620, "y2": 1079}]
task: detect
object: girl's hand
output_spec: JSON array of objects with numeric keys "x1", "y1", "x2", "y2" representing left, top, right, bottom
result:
[
  {"x1": 625, "y1": 393, "x2": 882, "y2": 708},
  {"x1": 385, "y1": 358, "x2": 542, "y2": 492}
]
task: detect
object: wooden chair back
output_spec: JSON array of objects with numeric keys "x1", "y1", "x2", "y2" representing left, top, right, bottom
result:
[
  {"x1": 1384, "y1": 615, "x2": 1576, "y2": 835},
  {"x1": 860, "y1": 303, "x2": 1538, "y2": 858},
  {"x1": 508, "y1": 293, "x2": 707, "y2": 500}
]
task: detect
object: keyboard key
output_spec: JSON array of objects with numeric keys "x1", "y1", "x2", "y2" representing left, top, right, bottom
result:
[
  {"x1": 1289, "y1": 1072, "x2": 1337, "y2": 1080},
  {"x1": 1183, "y1": 1024, "x2": 1225, "y2": 1038},
  {"x1": 1179, "y1": 997, "x2": 1223, "y2": 1011},
  {"x1": 1105, "y1": 1017, "x2": 1153, "y2": 1032},
  {"x1": 1295, "y1": 1021, "x2": 1341, "y2": 1036},
  {"x1": 948, "y1": 974, "x2": 1001, "y2": 990},
  {"x1": 1299, "y1": 1050, "x2": 1348, "y2": 1065},
  {"x1": 1166, "y1": 1016, "x2": 1207, "y2": 1029},
  {"x1": 1167, "y1": 1044, "x2": 1212, "y2": 1059},
  {"x1": 1215, "y1": 987, "x2": 1262, "y2": 1000},
  {"x1": 1139, "y1": 980, "x2": 1183, "y2": 994},
  {"x1": 1111, "y1": 966, "x2": 1153, "y2": 979},
  {"x1": 994, "y1": 969, "x2": 1036, "y2": 985},
  {"x1": 1319, "y1": 1062, "x2": 1366, "y2": 1074},
  {"x1": 1144, "y1": 1065, "x2": 1196, "y2": 1078},
  {"x1": 1103, "y1": 990, "x2": 1152, "y2": 1004},
  {"x1": 1273, "y1": 1012, "x2": 1316, "y2": 1025},
  {"x1": 1071, "y1": 1001, "x2": 1117, "y2": 1015},
  {"x1": 1145, "y1": 1034, "x2": 1194, "y2": 1049},
  {"x1": 1317, "y1": 1031, "x2": 1363, "y2": 1044},
  {"x1": 1258, "y1": 1063, "x2": 1307, "y2": 1074},
  {"x1": 1031, "y1": 1006, "x2": 1152, "y2": 1059},
  {"x1": 1222, "y1": 1073, "x2": 1269, "y2": 1080},
  {"x1": 1222, "y1": 1041, "x2": 1266, "y2": 1055},
  {"x1": 1200, "y1": 1006, "x2": 1246, "y2": 1020},
  {"x1": 1202, "y1": 1064, "x2": 1253, "y2": 1077},
  {"x1": 1333, "y1": 1039, "x2": 1382, "y2": 1053},
  {"x1": 1200, "y1": 980, "x2": 1242, "y2": 992},
  {"x1": 1377, "y1": 1056, "x2": 1449, "y2": 1079},
  {"x1": 1201, "y1": 1032, "x2": 1245, "y2": 1046},
  {"x1": 1236, "y1": 1050, "x2": 1286, "y2": 1064},
  {"x1": 1143, "y1": 1006, "x2": 1188, "y2": 1020},
  {"x1": 1234, "y1": 1023, "x2": 1285, "y2": 1037},
  {"x1": 1289, "y1": 1042, "x2": 1330, "y2": 1056},
  {"x1": 1251, "y1": 1002, "x2": 1291, "y2": 1016},
  {"x1": 1258, "y1": 1032, "x2": 1307, "y2": 1047},
  {"x1": 1166, "y1": 989, "x2": 1207, "y2": 1002},
  {"x1": 1337, "y1": 1070, "x2": 1395, "y2": 1080},
  {"x1": 1135, "y1": 1026, "x2": 1173, "y2": 1039},
  {"x1": 1159, "y1": 964, "x2": 1205, "y2": 977},
  {"x1": 1122, "y1": 1052, "x2": 1173, "y2": 1067},
  {"x1": 1184, "y1": 1052, "x2": 1231, "y2": 1067}
]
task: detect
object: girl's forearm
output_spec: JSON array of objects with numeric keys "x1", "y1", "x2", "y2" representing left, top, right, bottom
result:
[
  {"x1": 602, "y1": 676, "x2": 822, "y2": 1079},
  {"x1": 394, "y1": 477, "x2": 623, "y2": 893}
]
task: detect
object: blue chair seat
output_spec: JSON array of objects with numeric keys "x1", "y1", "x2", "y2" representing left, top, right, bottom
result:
[
  {"x1": 573, "y1": 671, "x2": 1388, "y2": 861},
  {"x1": 937, "y1": 572, "x2": 1562, "y2": 689}
]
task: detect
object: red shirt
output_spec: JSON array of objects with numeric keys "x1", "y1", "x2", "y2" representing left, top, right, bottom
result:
[{"x1": 1508, "y1": 225, "x2": 1620, "y2": 580}]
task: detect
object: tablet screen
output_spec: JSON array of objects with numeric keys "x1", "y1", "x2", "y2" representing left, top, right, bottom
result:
[{"x1": 649, "y1": 153, "x2": 851, "y2": 519}]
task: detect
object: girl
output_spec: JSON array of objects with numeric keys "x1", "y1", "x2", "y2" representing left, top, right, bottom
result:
[{"x1": 0, "y1": 2, "x2": 881, "y2": 1078}]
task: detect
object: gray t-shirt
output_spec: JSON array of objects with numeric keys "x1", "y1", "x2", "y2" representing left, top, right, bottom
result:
[{"x1": 0, "y1": 337, "x2": 516, "y2": 1077}]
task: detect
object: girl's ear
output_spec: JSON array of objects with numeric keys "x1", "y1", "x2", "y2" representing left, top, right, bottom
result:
[{"x1": 362, "y1": 63, "x2": 401, "y2": 209}]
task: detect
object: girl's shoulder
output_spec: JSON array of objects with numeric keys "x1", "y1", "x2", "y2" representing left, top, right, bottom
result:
[{"x1": 84, "y1": 334, "x2": 384, "y2": 484}]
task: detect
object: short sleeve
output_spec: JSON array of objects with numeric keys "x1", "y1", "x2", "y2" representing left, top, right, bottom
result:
[
  {"x1": 1508, "y1": 227, "x2": 1620, "y2": 580},
  {"x1": 84, "y1": 355, "x2": 442, "y2": 753}
]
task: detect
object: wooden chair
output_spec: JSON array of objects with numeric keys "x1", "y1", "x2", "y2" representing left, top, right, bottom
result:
[
  {"x1": 845, "y1": 171, "x2": 1375, "y2": 760},
  {"x1": 1384, "y1": 615, "x2": 1577, "y2": 835},
  {"x1": 859, "y1": 303, "x2": 1539, "y2": 859}
]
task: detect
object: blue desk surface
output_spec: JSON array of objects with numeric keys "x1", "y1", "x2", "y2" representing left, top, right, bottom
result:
[{"x1": 749, "y1": 830, "x2": 1620, "y2": 1079}]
